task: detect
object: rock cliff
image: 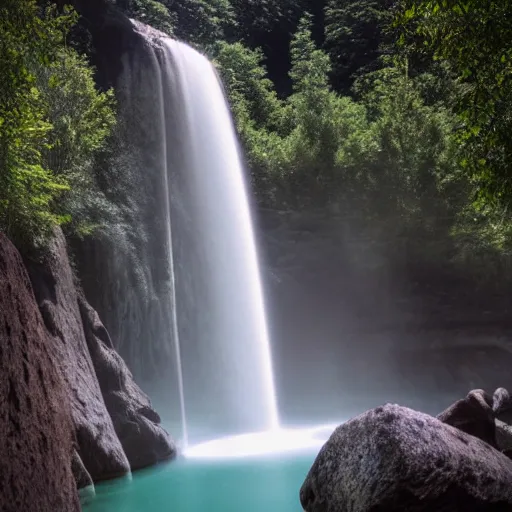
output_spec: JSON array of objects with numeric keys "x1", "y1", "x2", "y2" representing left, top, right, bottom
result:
[
  {"x1": 0, "y1": 233, "x2": 80, "y2": 511},
  {"x1": 25, "y1": 229, "x2": 176, "y2": 487}
]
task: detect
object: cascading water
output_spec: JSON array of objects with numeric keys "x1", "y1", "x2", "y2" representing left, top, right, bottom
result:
[
  {"x1": 159, "y1": 39, "x2": 280, "y2": 441},
  {"x1": 97, "y1": 24, "x2": 280, "y2": 445},
  {"x1": 79, "y1": 21, "x2": 341, "y2": 469}
]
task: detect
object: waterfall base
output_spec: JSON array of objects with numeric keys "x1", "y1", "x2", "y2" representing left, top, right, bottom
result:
[{"x1": 183, "y1": 424, "x2": 339, "y2": 459}]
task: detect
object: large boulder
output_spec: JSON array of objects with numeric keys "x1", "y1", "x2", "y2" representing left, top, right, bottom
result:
[
  {"x1": 0, "y1": 233, "x2": 79, "y2": 511},
  {"x1": 438, "y1": 388, "x2": 512, "y2": 458},
  {"x1": 301, "y1": 404, "x2": 512, "y2": 512},
  {"x1": 437, "y1": 388, "x2": 497, "y2": 448},
  {"x1": 78, "y1": 294, "x2": 176, "y2": 470},
  {"x1": 26, "y1": 228, "x2": 131, "y2": 483}
]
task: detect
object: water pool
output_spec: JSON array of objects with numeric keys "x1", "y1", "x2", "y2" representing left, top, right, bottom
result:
[{"x1": 82, "y1": 427, "x2": 335, "y2": 512}]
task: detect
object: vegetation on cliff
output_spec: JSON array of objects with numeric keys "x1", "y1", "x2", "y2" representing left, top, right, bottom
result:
[
  {"x1": 1, "y1": 0, "x2": 511, "y2": 283},
  {"x1": 0, "y1": 0, "x2": 115, "y2": 248}
]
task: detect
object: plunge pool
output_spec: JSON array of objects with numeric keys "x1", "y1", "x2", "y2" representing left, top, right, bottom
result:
[{"x1": 82, "y1": 425, "x2": 336, "y2": 512}]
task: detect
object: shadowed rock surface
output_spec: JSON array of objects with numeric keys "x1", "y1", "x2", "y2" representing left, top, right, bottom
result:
[
  {"x1": 79, "y1": 294, "x2": 177, "y2": 470},
  {"x1": 72, "y1": 449, "x2": 94, "y2": 492},
  {"x1": 0, "y1": 233, "x2": 80, "y2": 511},
  {"x1": 25, "y1": 228, "x2": 131, "y2": 483},
  {"x1": 301, "y1": 404, "x2": 512, "y2": 512},
  {"x1": 437, "y1": 388, "x2": 497, "y2": 448},
  {"x1": 438, "y1": 387, "x2": 512, "y2": 459}
]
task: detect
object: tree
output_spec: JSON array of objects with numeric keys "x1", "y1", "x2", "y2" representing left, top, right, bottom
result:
[
  {"x1": 0, "y1": 1, "x2": 117, "y2": 247},
  {"x1": 35, "y1": 48, "x2": 116, "y2": 237},
  {"x1": 360, "y1": 65, "x2": 459, "y2": 219},
  {"x1": 164, "y1": 0, "x2": 235, "y2": 46},
  {"x1": 0, "y1": 1, "x2": 73, "y2": 246},
  {"x1": 396, "y1": 0, "x2": 512, "y2": 210},
  {"x1": 229, "y1": 0, "x2": 307, "y2": 97},
  {"x1": 115, "y1": 0, "x2": 176, "y2": 35},
  {"x1": 230, "y1": 0, "x2": 304, "y2": 38},
  {"x1": 325, "y1": 0, "x2": 395, "y2": 92},
  {"x1": 284, "y1": 14, "x2": 343, "y2": 205},
  {"x1": 216, "y1": 15, "x2": 376, "y2": 209},
  {"x1": 214, "y1": 41, "x2": 286, "y2": 133}
]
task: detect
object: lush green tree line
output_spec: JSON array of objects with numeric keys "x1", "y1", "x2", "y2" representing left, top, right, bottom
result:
[
  {"x1": 1, "y1": 0, "x2": 511, "y2": 284},
  {"x1": 110, "y1": 0, "x2": 512, "y2": 281},
  {"x1": 0, "y1": 0, "x2": 115, "y2": 248}
]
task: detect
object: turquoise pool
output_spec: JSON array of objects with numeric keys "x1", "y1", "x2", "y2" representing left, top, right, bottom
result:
[{"x1": 82, "y1": 452, "x2": 315, "y2": 512}]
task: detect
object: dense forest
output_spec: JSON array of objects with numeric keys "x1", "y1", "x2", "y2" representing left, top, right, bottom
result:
[{"x1": 1, "y1": 0, "x2": 512, "y2": 287}]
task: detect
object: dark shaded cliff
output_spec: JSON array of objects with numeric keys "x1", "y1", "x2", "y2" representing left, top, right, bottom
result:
[
  {"x1": 0, "y1": 223, "x2": 176, "y2": 509},
  {"x1": 0, "y1": 233, "x2": 80, "y2": 512},
  {"x1": 25, "y1": 228, "x2": 177, "y2": 487},
  {"x1": 26, "y1": 229, "x2": 132, "y2": 483}
]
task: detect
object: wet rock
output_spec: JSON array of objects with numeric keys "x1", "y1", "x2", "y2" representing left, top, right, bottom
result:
[
  {"x1": 493, "y1": 388, "x2": 512, "y2": 417},
  {"x1": 72, "y1": 449, "x2": 94, "y2": 491},
  {"x1": 438, "y1": 388, "x2": 512, "y2": 459},
  {"x1": 301, "y1": 404, "x2": 512, "y2": 512},
  {"x1": 26, "y1": 228, "x2": 131, "y2": 482},
  {"x1": 0, "y1": 233, "x2": 79, "y2": 511},
  {"x1": 437, "y1": 388, "x2": 497, "y2": 448},
  {"x1": 78, "y1": 295, "x2": 177, "y2": 470}
]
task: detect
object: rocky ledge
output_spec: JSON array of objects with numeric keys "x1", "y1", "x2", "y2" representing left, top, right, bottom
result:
[
  {"x1": 0, "y1": 233, "x2": 79, "y2": 511},
  {"x1": 301, "y1": 393, "x2": 512, "y2": 512},
  {"x1": 0, "y1": 229, "x2": 176, "y2": 510}
]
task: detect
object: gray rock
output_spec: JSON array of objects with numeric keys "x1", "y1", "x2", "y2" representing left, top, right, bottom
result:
[
  {"x1": 438, "y1": 388, "x2": 512, "y2": 459},
  {"x1": 494, "y1": 388, "x2": 512, "y2": 422},
  {"x1": 494, "y1": 388, "x2": 512, "y2": 458},
  {"x1": 301, "y1": 404, "x2": 512, "y2": 512},
  {"x1": 437, "y1": 389, "x2": 496, "y2": 448},
  {"x1": 71, "y1": 449, "x2": 94, "y2": 491},
  {"x1": 78, "y1": 295, "x2": 177, "y2": 470},
  {"x1": 26, "y1": 228, "x2": 131, "y2": 482},
  {"x1": 0, "y1": 233, "x2": 79, "y2": 511},
  {"x1": 496, "y1": 420, "x2": 512, "y2": 457}
]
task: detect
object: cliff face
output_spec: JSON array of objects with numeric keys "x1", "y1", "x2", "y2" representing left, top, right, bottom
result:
[
  {"x1": 26, "y1": 229, "x2": 132, "y2": 483},
  {"x1": 0, "y1": 233, "x2": 79, "y2": 511},
  {"x1": 25, "y1": 229, "x2": 177, "y2": 488},
  {"x1": 79, "y1": 294, "x2": 176, "y2": 471},
  {"x1": 1, "y1": 227, "x2": 178, "y2": 507},
  {"x1": 0, "y1": 4, "x2": 177, "y2": 506},
  {"x1": 52, "y1": 0, "x2": 177, "y2": 380}
]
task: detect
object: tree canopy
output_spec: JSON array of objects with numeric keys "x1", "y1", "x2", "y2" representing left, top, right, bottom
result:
[
  {"x1": 0, "y1": 0, "x2": 115, "y2": 247},
  {"x1": 397, "y1": 0, "x2": 512, "y2": 211},
  {"x1": 2, "y1": 0, "x2": 512, "y2": 283}
]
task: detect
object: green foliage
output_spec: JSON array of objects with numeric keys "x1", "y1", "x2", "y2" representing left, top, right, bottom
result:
[
  {"x1": 358, "y1": 66, "x2": 458, "y2": 219},
  {"x1": 230, "y1": 0, "x2": 304, "y2": 38},
  {"x1": 37, "y1": 52, "x2": 115, "y2": 176},
  {"x1": 35, "y1": 49, "x2": 117, "y2": 237},
  {"x1": 216, "y1": 16, "x2": 377, "y2": 209},
  {"x1": 213, "y1": 40, "x2": 290, "y2": 202},
  {"x1": 115, "y1": 0, "x2": 176, "y2": 35},
  {"x1": 165, "y1": 0, "x2": 235, "y2": 46},
  {"x1": 396, "y1": 0, "x2": 512, "y2": 210},
  {"x1": 283, "y1": 15, "x2": 349, "y2": 205},
  {"x1": 290, "y1": 14, "x2": 331, "y2": 93},
  {"x1": 214, "y1": 13, "x2": 465, "y2": 273},
  {"x1": 0, "y1": 1, "x2": 116, "y2": 247},
  {"x1": 3, "y1": 0, "x2": 510, "y2": 284},
  {"x1": 325, "y1": 0, "x2": 395, "y2": 92},
  {"x1": 0, "y1": 0, "x2": 73, "y2": 246},
  {"x1": 214, "y1": 41, "x2": 285, "y2": 132}
]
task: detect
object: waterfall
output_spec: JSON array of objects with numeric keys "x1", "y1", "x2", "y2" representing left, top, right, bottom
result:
[
  {"x1": 86, "y1": 23, "x2": 280, "y2": 445},
  {"x1": 160, "y1": 38, "x2": 279, "y2": 441}
]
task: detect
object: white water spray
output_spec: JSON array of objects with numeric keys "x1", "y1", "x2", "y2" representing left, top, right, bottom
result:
[
  {"x1": 159, "y1": 39, "x2": 279, "y2": 441},
  {"x1": 112, "y1": 23, "x2": 338, "y2": 457},
  {"x1": 184, "y1": 424, "x2": 339, "y2": 459}
]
